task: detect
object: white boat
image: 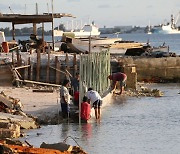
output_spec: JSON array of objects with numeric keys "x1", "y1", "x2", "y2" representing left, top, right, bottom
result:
[
  {"x1": 63, "y1": 22, "x2": 101, "y2": 38},
  {"x1": 58, "y1": 35, "x2": 145, "y2": 56},
  {"x1": 152, "y1": 13, "x2": 180, "y2": 34},
  {"x1": 147, "y1": 21, "x2": 152, "y2": 34},
  {"x1": 66, "y1": 37, "x2": 122, "y2": 52},
  {"x1": 0, "y1": 31, "x2": 5, "y2": 44}
]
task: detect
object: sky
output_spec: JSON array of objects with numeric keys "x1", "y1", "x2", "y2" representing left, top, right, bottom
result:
[{"x1": 0, "y1": 0, "x2": 180, "y2": 30}]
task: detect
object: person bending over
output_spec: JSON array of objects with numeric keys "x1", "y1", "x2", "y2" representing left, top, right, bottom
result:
[
  {"x1": 87, "y1": 88, "x2": 102, "y2": 119},
  {"x1": 108, "y1": 72, "x2": 127, "y2": 95}
]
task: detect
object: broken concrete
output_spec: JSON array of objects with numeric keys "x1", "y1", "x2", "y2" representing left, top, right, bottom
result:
[
  {"x1": 0, "y1": 122, "x2": 20, "y2": 138},
  {"x1": 0, "y1": 112, "x2": 38, "y2": 129}
]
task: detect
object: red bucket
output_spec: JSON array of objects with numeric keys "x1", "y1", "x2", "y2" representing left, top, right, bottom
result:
[{"x1": 2, "y1": 42, "x2": 9, "y2": 53}]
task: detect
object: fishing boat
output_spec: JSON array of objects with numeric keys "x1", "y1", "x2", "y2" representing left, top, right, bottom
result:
[
  {"x1": 58, "y1": 35, "x2": 145, "y2": 55},
  {"x1": 152, "y1": 12, "x2": 180, "y2": 34}
]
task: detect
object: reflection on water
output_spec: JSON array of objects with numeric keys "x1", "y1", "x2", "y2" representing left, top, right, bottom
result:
[{"x1": 21, "y1": 83, "x2": 180, "y2": 154}]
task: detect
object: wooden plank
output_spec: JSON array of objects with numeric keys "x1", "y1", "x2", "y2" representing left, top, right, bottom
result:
[
  {"x1": 46, "y1": 46, "x2": 50, "y2": 83},
  {"x1": 15, "y1": 65, "x2": 30, "y2": 70},
  {"x1": 73, "y1": 53, "x2": 77, "y2": 77},
  {"x1": 32, "y1": 89, "x2": 54, "y2": 93},
  {"x1": 55, "y1": 56, "x2": 60, "y2": 84},
  {"x1": 16, "y1": 79, "x2": 61, "y2": 87},
  {"x1": 50, "y1": 66, "x2": 66, "y2": 75}
]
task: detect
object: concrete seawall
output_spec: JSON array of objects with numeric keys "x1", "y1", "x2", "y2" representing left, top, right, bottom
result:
[{"x1": 117, "y1": 57, "x2": 180, "y2": 82}]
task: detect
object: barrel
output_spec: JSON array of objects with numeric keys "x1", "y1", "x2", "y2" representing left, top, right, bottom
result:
[{"x1": 2, "y1": 42, "x2": 9, "y2": 53}]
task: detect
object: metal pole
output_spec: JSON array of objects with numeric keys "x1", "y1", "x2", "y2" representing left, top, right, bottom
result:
[
  {"x1": 79, "y1": 54, "x2": 82, "y2": 124},
  {"x1": 89, "y1": 32, "x2": 91, "y2": 53},
  {"x1": 51, "y1": 0, "x2": 55, "y2": 50}
]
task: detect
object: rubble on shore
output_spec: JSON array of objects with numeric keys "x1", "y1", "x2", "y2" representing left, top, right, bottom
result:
[
  {"x1": 113, "y1": 83, "x2": 163, "y2": 97},
  {"x1": 0, "y1": 91, "x2": 39, "y2": 139},
  {"x1": 124, "y1": 87, "x2": 163, "y2": 97},
  {"x1": 0, "y1": 138, "x2": 87, "y2": 154}
]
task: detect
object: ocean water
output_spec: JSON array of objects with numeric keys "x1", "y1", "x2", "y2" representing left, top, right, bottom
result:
[
  {"x1": 7, "y1": 34, "x2": 180, "y2": 153},
  {"x1": 21, "y1": 83, "x2": 180, "y2": 154},
  {"x1": 6, "y1": 33, "x2": 180, "y2": 55},
  {"x1": 103, "y1": 33, "x2": 180, "y2": 55}
]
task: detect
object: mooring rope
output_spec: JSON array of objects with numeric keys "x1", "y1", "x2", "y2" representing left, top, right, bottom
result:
[{"x1": 63, "y1": 136, "x2": 81, "y2": 147}]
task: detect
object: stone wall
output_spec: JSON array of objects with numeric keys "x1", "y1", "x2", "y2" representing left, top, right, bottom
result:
[{"x1": 117, "y1": 57, "x2": 180, "y2": 82}]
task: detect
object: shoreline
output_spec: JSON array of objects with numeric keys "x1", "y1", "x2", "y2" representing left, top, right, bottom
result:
[
  {"x1": 0, "y1": 82, "x2": 164, "y2": 124},
  {"x1": 0, "y1": 86, "x2": 60, "y2": 124}
]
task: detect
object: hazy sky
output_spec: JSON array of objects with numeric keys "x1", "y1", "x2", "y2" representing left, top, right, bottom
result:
[{"x1": 1, "y1": 0, "x2": 180, "y2": 29}]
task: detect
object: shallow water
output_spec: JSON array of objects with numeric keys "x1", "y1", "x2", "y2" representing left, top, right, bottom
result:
[{"x1": 21, "y1": 83, "x2": 180, "y2": 154}]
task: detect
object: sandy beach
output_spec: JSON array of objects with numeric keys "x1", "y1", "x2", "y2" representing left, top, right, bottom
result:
[{"x1": 0, "y1": 86, "x2": 60, "y2": 123}]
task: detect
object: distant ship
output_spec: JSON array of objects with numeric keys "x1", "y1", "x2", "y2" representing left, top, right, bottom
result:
[
  {"x1": 147, "y1": 21, "x2": 152, "y2": 34},
  {"x1": 63, "y1": 22, "x2": 100, "y2": 38},
  {"x1": 152, "y1": 12, "x2": 180, "y2": 34}
]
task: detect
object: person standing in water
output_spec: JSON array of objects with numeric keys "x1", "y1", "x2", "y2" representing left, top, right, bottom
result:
[
  {"x1": 60, "y1": 79, "x2": 71, "y2": 119},
  {"x1": 81, "y1": 96, "x2": 91, "y2": 122},
  {"x1": 87, "y1": 88, "x2": 102, "y2": 119}
]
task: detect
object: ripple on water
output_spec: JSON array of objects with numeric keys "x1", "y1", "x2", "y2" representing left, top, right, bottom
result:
[{"x1": 21, "y1": 83, "x2": 180, "y2": 154}]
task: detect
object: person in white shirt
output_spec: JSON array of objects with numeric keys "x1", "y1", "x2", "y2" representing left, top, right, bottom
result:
[
  {"x1": 87, "y1": 88, "x2": 102, "y2": 119},
  {"x1": 60, "y1": 79, "x2": 71, "y2": 119}
]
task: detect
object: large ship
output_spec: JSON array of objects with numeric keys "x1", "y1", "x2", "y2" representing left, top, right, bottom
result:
[
  {"x1": 63, "y1": 22, "x2": 100, "y2": 38},
  {"x1": 152, "y1": 12, "x2": 180, "y2": 34}
]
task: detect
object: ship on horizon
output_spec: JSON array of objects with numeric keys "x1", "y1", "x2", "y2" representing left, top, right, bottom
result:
[{"x1": 151, "y1": 12, "x2": 180, "y2": 34}]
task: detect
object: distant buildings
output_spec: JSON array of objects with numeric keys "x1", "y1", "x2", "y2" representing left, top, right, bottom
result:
[{"x1": 99, "y1": 25, "x2": 147, "y2": 34}]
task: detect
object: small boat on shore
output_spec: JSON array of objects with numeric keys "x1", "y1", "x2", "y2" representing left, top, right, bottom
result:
[{"x1": 58, "y1": 36, "x2": 145, "y2": 55}]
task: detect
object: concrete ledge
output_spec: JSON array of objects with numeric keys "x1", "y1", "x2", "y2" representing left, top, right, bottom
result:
[{"x1": 117, "y1": 57, "x2": 180, "y2": 82}]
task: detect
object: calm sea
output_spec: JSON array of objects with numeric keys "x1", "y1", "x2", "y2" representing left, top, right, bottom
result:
[
  {"x1": 11, "y1": 34, "x2": 180, "y2": 153},
  {"x1": 104, "y1": 33, "x2": 180, "y2": 55},
  {"x1": 6, "y1": 33, "x2": 180, "y2": 55},
  {"x1": 22, "y1": 83, "x2": 180, "y2": 154}
]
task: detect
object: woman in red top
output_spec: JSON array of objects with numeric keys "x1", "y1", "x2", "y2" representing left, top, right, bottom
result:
[
  {"x1": 108, "y1": 72, "x2": 127, "y2": 95},
  {"x1": 81, "y1": 96, "x2": 91, "y2": 121}
]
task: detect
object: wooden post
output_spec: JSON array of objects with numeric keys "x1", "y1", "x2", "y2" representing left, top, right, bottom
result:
[
  {"x1": 33, "y1": 23, "x2": 37, "y2": 35},
  {"x1": 24, "y1": 61, "x2": 28, "y2": 80},
  {"x1": 12, "y1": 51, "x2": 14, "y2": 66},
  {"x1": 42, "y1": 22, "x2": 45, "y2": 53},
  {"x1": 36, "y1": 49, "x2": 41, "y2": 81},
  {"x1": 65, "y1": 53, "x2": 70, "y2": 78},
  {"x1": 12, "y1": 23, "x2": 15, "y2": 40},
  {"x1": 88, "y1": 35, "x2": 91, "y2": 53},
  {"x1": 28, "y1": 57, "x2": 32, "y2": 80},
  {"x1": 52, "y1": 20, "x2": 55, "y2": 51},
  {"x1": 16, "y1": 50, "x2": 20, "y2": 66},
  {"x1": 30, "y1": 63, "x2": 34, "y2": 81},
  {"x1": 55, "y1": 56, "x2": 60, "y2": 84},
  {"x1": 73, "y1": 53, "x2": 77, "y2": 77},
  {"x1": 46, "y1": 46, "x2": 50, "y2": 83}
]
